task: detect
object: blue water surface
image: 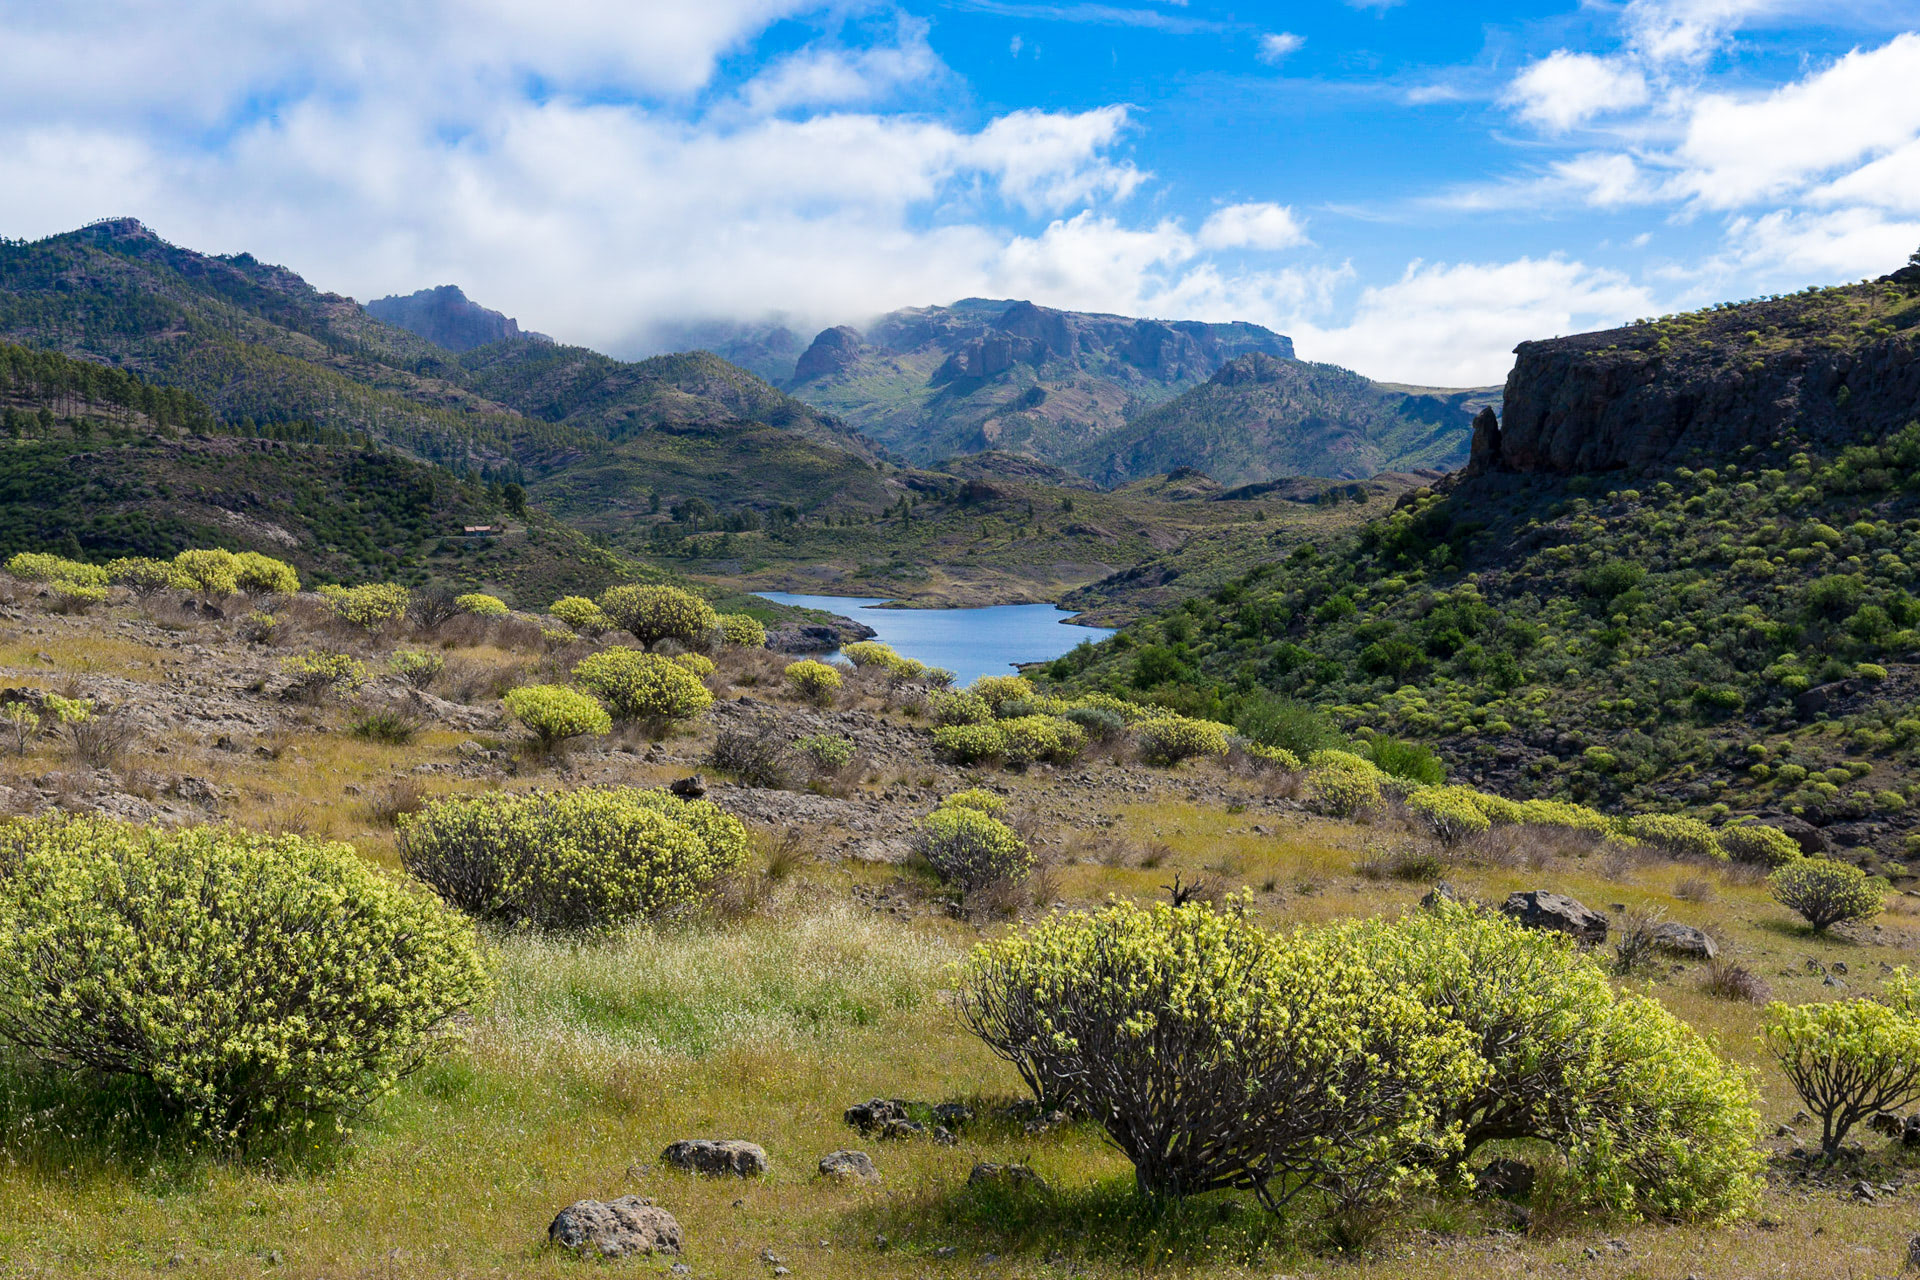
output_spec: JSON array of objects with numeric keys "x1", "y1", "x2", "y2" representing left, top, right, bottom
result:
[{"x1": 755, "y1": 592, "x2": 1116, "y2": 687}]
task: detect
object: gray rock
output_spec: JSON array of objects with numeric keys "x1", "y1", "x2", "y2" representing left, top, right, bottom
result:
[
  {"x1": 1476, "y1": 1157, "x2": 1536, "y2": 1201},
  {"x1": 844, "y1": 1098, "x2": 911, "y2": 1133},
  {"x1": 1500, "y1": 890, "x2": 1609, "y2": 945},
  {"x1": 668, "y1": 774, "x2": 707, "y2": 799},
  {"x1": 818, "y1": 1150, "x2": 880, "y2": 1183},
  {"x1": 1649, "y1": 921, "x2": 1718, "y2": 960},
  {"x1": 968, "y1": 1162, "x2": 1048, "y2": 1192},
  {"x1": 548, "y1": 1197, "x2": 683, "y2": 1257},
  {"x1": 662, "y1": 1139, "x2": 768, "y2": 1178}
]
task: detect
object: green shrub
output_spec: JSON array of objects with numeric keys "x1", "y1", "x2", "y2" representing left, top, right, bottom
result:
[
  {"x1": 318, "y1": 582, "x2": 411, "y2": 632},
  {"x1": 933, "y1": 721, "x2": 1007, "y2": 765},
  {"x1": 1406, "y1": 786, "x2": 1492, "y2": 844},
  {"x1": 1623, "y1": 813, "x2": 1727, "y2": 860},
  {"x1": 672, "y1": 651, "x2": 716, "y2": 678},
  {"x1": 397, "y1": 787, "x2": 750, "y2": 930},
  {"x1": 1770, "y1": 858, "x2": 1886, "y2": 931},
  {"x1": 455, "y1": 592, "x2": 510, "y2": 617},
  {"x1": 388, "y1": 650, "x2": 445, "y2": 691},
  {"x1": 998, "y1": 715, "x2": 1085, "y2": 767},
  {"x1": 1235, "y1": 693, "x2": 1347, "y2": 757},
  {"x1": 1764, "y1": 997, "x2": 1920, "y2": 1154},
  {"x1": 171, "y1": 548, "x2": 239, "y2": 596},
  {"x1": 572, "y1": 648, "x2": 714, "y2": 728},
  {"x1": 1242, "y1": 741, "x2": 1304, "y2": 770},
  {"x1": 842, "y1": 641, "x2": 901, "y2": 669},
  {"x1": 928, "y1": 689, "x2": 994, "y2": 726},
  {"x1": 1062, "y1": 704, "x2": 1127, "y2": 742},
  {"x1": 1365, "y1": 736, "x2": 1446, "y2": 786},
  {"x1": 232, "y1": 551, "x2": 299, "y2": 599},
  {"x1": 1306, "y1": 750, "x2": 1387, "y2": 817},
  {"x1": 501, "y1": 685, "x2": 612, "y2": 749},
  {"x1": 1718, "y1": 823, "x2": 1802, "y2": 868},
  {"x1": 940, "y1": 787, "x2": 1005, "y2": 815},
  {"x1": 597, "y1": 584, "x2": 717, "y2": 649},
  {"x1": 715, "y1": 612, "x2": 767, "y2": 648},
  {"x1": 783, "y1": 659, "x2": 841, "y2": 706},
  {"x1": 915, "y1": 804, "x2": 1032, "y2": 892},
  {"x1": 0, "y1": 815, "x2": 488, "y2": 1138},
  {"x1": 106, "y1": 556, "x2": 182, "y2": 597},
  {"x1": 971, "y1": 675, "x2": 1034, "y2": 712},
  {"x1": 349, "y1": 709, "x2": 421, "y2": 745},
  {"x1": 1133, "y1": 715, "x2": 1230, "y2": 766},
  {"x1": 6, "y1": 552, "x2": 106, "y2": 587},
  {"x1": 47, "y1": 581, "x2": 106, "y2": 612},
  {"x1": 549, "y1": 596, "x2": 612, "y2": 636},
  {"x1": 282, "y1": 650, "x2": 368, "y2": 702},
  {"x1": 793, "y1": 733, "x2": 856, "y2": 771}
]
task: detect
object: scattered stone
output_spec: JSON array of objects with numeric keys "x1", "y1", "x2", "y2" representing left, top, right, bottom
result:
[
  {"x1": 1831, "y1": 961, "x2": 1849, "y2": 975},
  {"x1": 1649, "y1": 921, "x2": 1718, "y2": 960},
  {"x1": 968, "y1": 1162, "x2": 1048, "y2": 1192},
  {"x1": 1853, "y1": 1179, "x2": 1878, "y2": 1201},
  {"x1": 669, "y1": 775, "x2": 707, "y2": 799},
  {"x1": 1475, "y1": 1158, "x2": 1536, "y2": 1201},
  {"x1": 818, "y1": 1150, "x2": 879, "y2": 1183},
  {"x1": 844, "y1": 1098, "x2": 911, "y2": 1133},
  {"x1": 548, "y1": 1197, "x2": 683, "y2": 1257},
  {"x1": 1420, "y1": 881, "x2": 1463, "y2": 910},
  {"x1": 931, "y1": 1102, "x2": 975, "y2": 1129},
  {"x1": 1870, "y1": 1112, "x2": 1905, "y2": 1138},
  {"x1": 662, "y1": 1139, "x2": 768, "y2": 1178},
  {"x1": 1499, "y1": 890, "x2": 1609, "y2": 945}
]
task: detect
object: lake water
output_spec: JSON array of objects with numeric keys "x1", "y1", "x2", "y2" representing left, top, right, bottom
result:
[{"x1": 755, "y1": 592, "x2": 1116, "y2": 686}]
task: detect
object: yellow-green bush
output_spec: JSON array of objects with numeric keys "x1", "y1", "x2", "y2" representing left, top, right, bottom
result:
[
  {"x1": 282, "y1": 650, "x2": 368, "y2": 701},
  {"x1": 47, "y1": 581, "x2": 107, "y2": 611},
  {"x1": 672, "y1": 652, "x2": 716, "y2": 679},
  {"x1": 1406, "y1": 785, "x2": 1493, "y2": 845},
  {"x1": 1770, "y1": 858, "x2": 1886, "y2": 931},
  {"x1": 998, "y1": 714, "x2": 1085, "y2": 767},
  {"x1": 7, "y1": 552, "x2": 106, "y2": 587},
  {"x1": 1465, "y1": 791, "x2": 1526, "y2": 825},
  {"x1": 396, "y1": 787, "x2": 750, "y2": 930},
  {"x1": 1132, "y1": 715, "x2": 1231, "y2": 766},
  {"x1": 388, "y1": 650, "x2": 444, "y2": 690},
  {"x1": 915, "y1": 803, "x2": 1032, "y2": 891},
  {"x1": 715, "y1": 612, "x2": 767, "y2": 648},
  {"x1": 928, "y1": 689, "x2": 994, "y2": 726},
  {"x1": 597, "y1": 584, "x2": 717, "y2": 649},
  {"x1": 232, "y1": 551, "x2": 299, "y2": 598},
  {"x1": 842, "y1": 641, "x2": 901, "y2": 669},
  {"x1": 1718, "y1": 823, "x2": 1803, "y2": 867},
  {"x1": 1622, "y1": 813, "x2": 1726, "y2": 860},
  {"x1": 1764, "y1": 996, "x2": 1920, "y2": 1154},
  {"x1": 502, "y1": 684, "x2": 611, "y2": 748},
  {"x1": 455, "y1": 592, "x2": 510, "y2": 617},
  {"x1": 1514, "y1": 798, "x2": 1616, "y2": 838},
  {"x1": 1241, "y1": 742, "x2": 1303, "y2": 770},
  {"x1": 171, "y1": 548, "x2": 240, "y2": 596},
  {"x1": 970, "y1": 674, "x2": 1034, "y2": 712},
  {"x1": 1306, "y1": 749, "x2": 1386, "y2": 817},
  {"x1": 933, "y1": 721, "x2": 1006, "y2": 764},
  {"x1": 105, "y1": 555, "x2": 180, "y2": 596},
  {"x1": 783, "y1": 659, "x2": 841, "y2": 705},
  {"x1": 549, "y1": 596, "x2": 612, "y2": 636},
  {"x1": 318, "y1": 582, "x2": 411, "y2": 632},
  {"x1": 0, "y1": 815, "x2": 488, "y2": 1138},
  {"x1": 940, "y1": 787, "x2": 1005, "y2": 815},
  {"x1": 572, "y1": 648, "x2": 714, "y2": 727}
]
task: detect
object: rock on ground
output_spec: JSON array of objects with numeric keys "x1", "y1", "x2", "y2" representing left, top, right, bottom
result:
[
  {"x1": 661, "y1": 1138, "x2": 768, "y2": 1177},
  {"x1": 1500, "y1": 890, "x2": 1609, "y2": 945},
  {"x1": 817, "y1": 1150, "x2": 880, "y2": 1183},
  {"x1": 1650, "y1": 921, "x2": 1718, "y2": 959},
  {"x1": 548, "y1": 1197, "x2": 683, "y2": 1257}
]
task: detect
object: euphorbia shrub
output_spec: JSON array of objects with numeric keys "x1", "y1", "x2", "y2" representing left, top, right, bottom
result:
[
  {"x1": 572, "y1": 648, "x2": 714, "y2": 728},
  {"x1": 1764, "y1": 994, "x2": 1920, "y2": 1155}
]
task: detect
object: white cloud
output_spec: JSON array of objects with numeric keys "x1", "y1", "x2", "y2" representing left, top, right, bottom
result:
[
  {"x1": 1623, "y1": 0, "x2": 1782, "y2": 64},
  {"x1": 1549, "y1": 152, "x2": 1662, "y2": 207},
  {"x1": 1257, "y1": 32, "x2": 1304, "y2": 64},
  {"x1": 1722, "y1": 207, "x2": 1920, "y2": 279},
  {"x1": 1197, "y1": 202, "x2": 1308, "y2": 250},
  {"x1": 1505, "y1": 52, "x2": 1650, "y2": 132},
  {"x1": 738, "y1": 19, "x2": 946, "y2": 115}
]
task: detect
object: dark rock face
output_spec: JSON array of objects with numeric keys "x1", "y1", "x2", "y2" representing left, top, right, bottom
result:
[
  {"x1": 1499, "y1": 890, "x2": 1609, "y2": 945},
  {"x1": 365, "y1": 285, "x2": 528, "y2": 352},
  {"x1": 792, "y1": 325, "x2": 865, "y2": 382},
  {"x1": 661, "y1": 1139, "x2": 768, "y2": 1177},
  {"x1": 1650, "y1": 921, "x2": 1718, "y2": 960},
  {"x1": 765, "y1": 617, "x2": 877, "y2": 653},
  {"x1": 548, "y1": 1197, "x2": 682, "y2": 1257}
]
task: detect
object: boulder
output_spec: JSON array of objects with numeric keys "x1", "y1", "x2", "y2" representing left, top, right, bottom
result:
[
  {"x1": 1499, "y1": 891, "x2": 1609, "y2": 945},
  {"x1": 1782, "y1": 815, "x2": 1832, "y2": 855},
  {"x1": 668, "y1": 775, "x2": 706, "y2": 799},
  {"x1": 548, "y1": 1197, "x2": 683, "y2": 1257},
  {"x1": 661, "y1": 1139, "x2": 768, "y2": 1178},
  {"x1": 1649, "y1": 921, "x2": 1718, "y2": 960},
  {"x1": 818, "y1": 1150, "x2": 880, "y2": 1183},
  {"x1": 844, "y1": 1098, "x2": 911, "y2": 1133},
  {"x1": 968, "y1": 1162, "x2": 1048, "y2": 1192},
  {"x1": 1475, "y1": 1157, "x2": 1536, "y2": 1201}
]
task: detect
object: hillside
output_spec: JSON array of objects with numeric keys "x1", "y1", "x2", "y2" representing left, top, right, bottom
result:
[
  {"x1": 1046, "y1": 267, "x2": 1920, "y2": 863},
  {"x1": 786, "y1": 298, "x2": 1296, "y2": 465},
  {"x1": 1066, "y1": 353, "x2": 1488, "y2": 487},
  {"x1": 365, "y1": 284, "x2": 541, "y2": 352}
]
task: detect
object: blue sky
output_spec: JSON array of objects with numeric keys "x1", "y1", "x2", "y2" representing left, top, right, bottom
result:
[{"x1": 1, "y1": 1, "x2": 1917, "y2": 384}]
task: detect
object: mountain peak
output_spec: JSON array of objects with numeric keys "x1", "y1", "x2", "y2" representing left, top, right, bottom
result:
[{"x1": 365, "y1": 285, "x2": 542, "y2": 353}]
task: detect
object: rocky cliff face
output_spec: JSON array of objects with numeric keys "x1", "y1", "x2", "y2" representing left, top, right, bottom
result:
[
  {"x1": 366, "y1": 285, "x2": 538, "y2": 353},
  {"x1": 1482, "y1": 275, "x2": 1920, "y2": 475}
]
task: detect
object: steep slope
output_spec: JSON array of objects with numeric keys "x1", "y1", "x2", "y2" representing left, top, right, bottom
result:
[
  {"x1": 365, "y1": 285, "x2": 540, "y2": 352},
  {"x1": 1066, "y1": 353, "x2": 1488, "y2": 487},
  {"x1": 1045, "y1": 265, "x2": 1920, "y2": 861},
  {"x1": 786, "y1": 298, "x2": 1295, "y2": 465}
]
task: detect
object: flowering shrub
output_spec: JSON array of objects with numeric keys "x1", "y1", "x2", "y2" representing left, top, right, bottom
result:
[
  {"x1": 397, "y1": 787, "x2": 750, "y2": 930},
  {"x1": 455, "y1": 592, "x2": 510, "y2": 617},
  {"x1": 1406, "y1": 786, "x2": 1492, "y2": 845},
  {"x1": 998, "y1": 715, "x2": 1085, "y2": 767},
  {"x1": 549, "y1": 596, "x2": 612, "y2": 636},
  {"x1": 1622, "y1": 813, "x2": 1726, "y2": 860},
  {"x1": 1133, "y1": 715, "x2": 1231, "y2": 766},
  {"x1": 783, "y1": 659, "x2": 841, "y2": 706},
  {"x1": 941, "y1": 787, "x2": 1005, "y2": 815},
  {"x1": 672, "y1": 652, "x2": 716, "y2": 678},
  {"x1": 282, "y1": 650, "x2": 368, "y2": 702},
  {"x1": 0, "y1": 815, "x2": 488, "y2": 1138},
  {"x1": 971, "y1": 675, "x2": 1034, "y2": 712},
  {"x1": 1718, "y1": 823, "x2": 1803, "y2": 867},
  {"x1": 318, "y1": 582, "x2": 411, "y2": 632},
  {"x1": 715, "y1": 612, "x2": 767, "y2": 647},
  {"x1": 171, "y1": 548, "x2": 240, "y2": 596},
  {"x1": 106, "y1": 556, "x2": 181, "y2": 597},
  {"x1": 793, "y1": 733, "x2": 855, "y2": 771},
  {"x1": 388, "y1": 650, "x2": 445, "y2": 690},
  {"x1": 597, "y1": 584, "x2": 717, "y2": 648},
  {"x1": 232, "y1": 552, "x2": 299, "y2": 598},
  {"x1": 572, "y1": 648, "x2": 713, "y2": 728},
  {"x1": 915, "y1": 801, "x2": 1031, "y2": 891},
  {"x1": 6, "y1": 552, "x2": 106, "y2": 586},
  {"x1": 1770, "y1": 858, "x2": 1886, "y2": 931},
  {"x1": 928, "y1": 690, "x2": 994, "y2": 726},
  {"x1": 1064, "y1": 705, "x2": 1128, "y2": 743},
  {"x1": 1764, "y1": 997, "x2": 1920, "y2": 1154},
  {"x1": 48, "y1": 581, "x2": 107, "y2": 612},
  {"x1": 933, "y1": 721, "x2": 1006, "y2": 764},
  {"x1": 502, "y1": 685, "x2": 611, "y2": 749},
  {"x1": 1240, "y1": 742, "x2": 1303, "y2": 770},
  {"x1": 1514, "y1": 798, "x2": 1616, "y2": 838},
  {"x1": 1306, "y1": 750, "x2": 1387, "y2": 817},
  {"x1": 842, "y1": 641, "x2": 900, "y2": 669}
]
